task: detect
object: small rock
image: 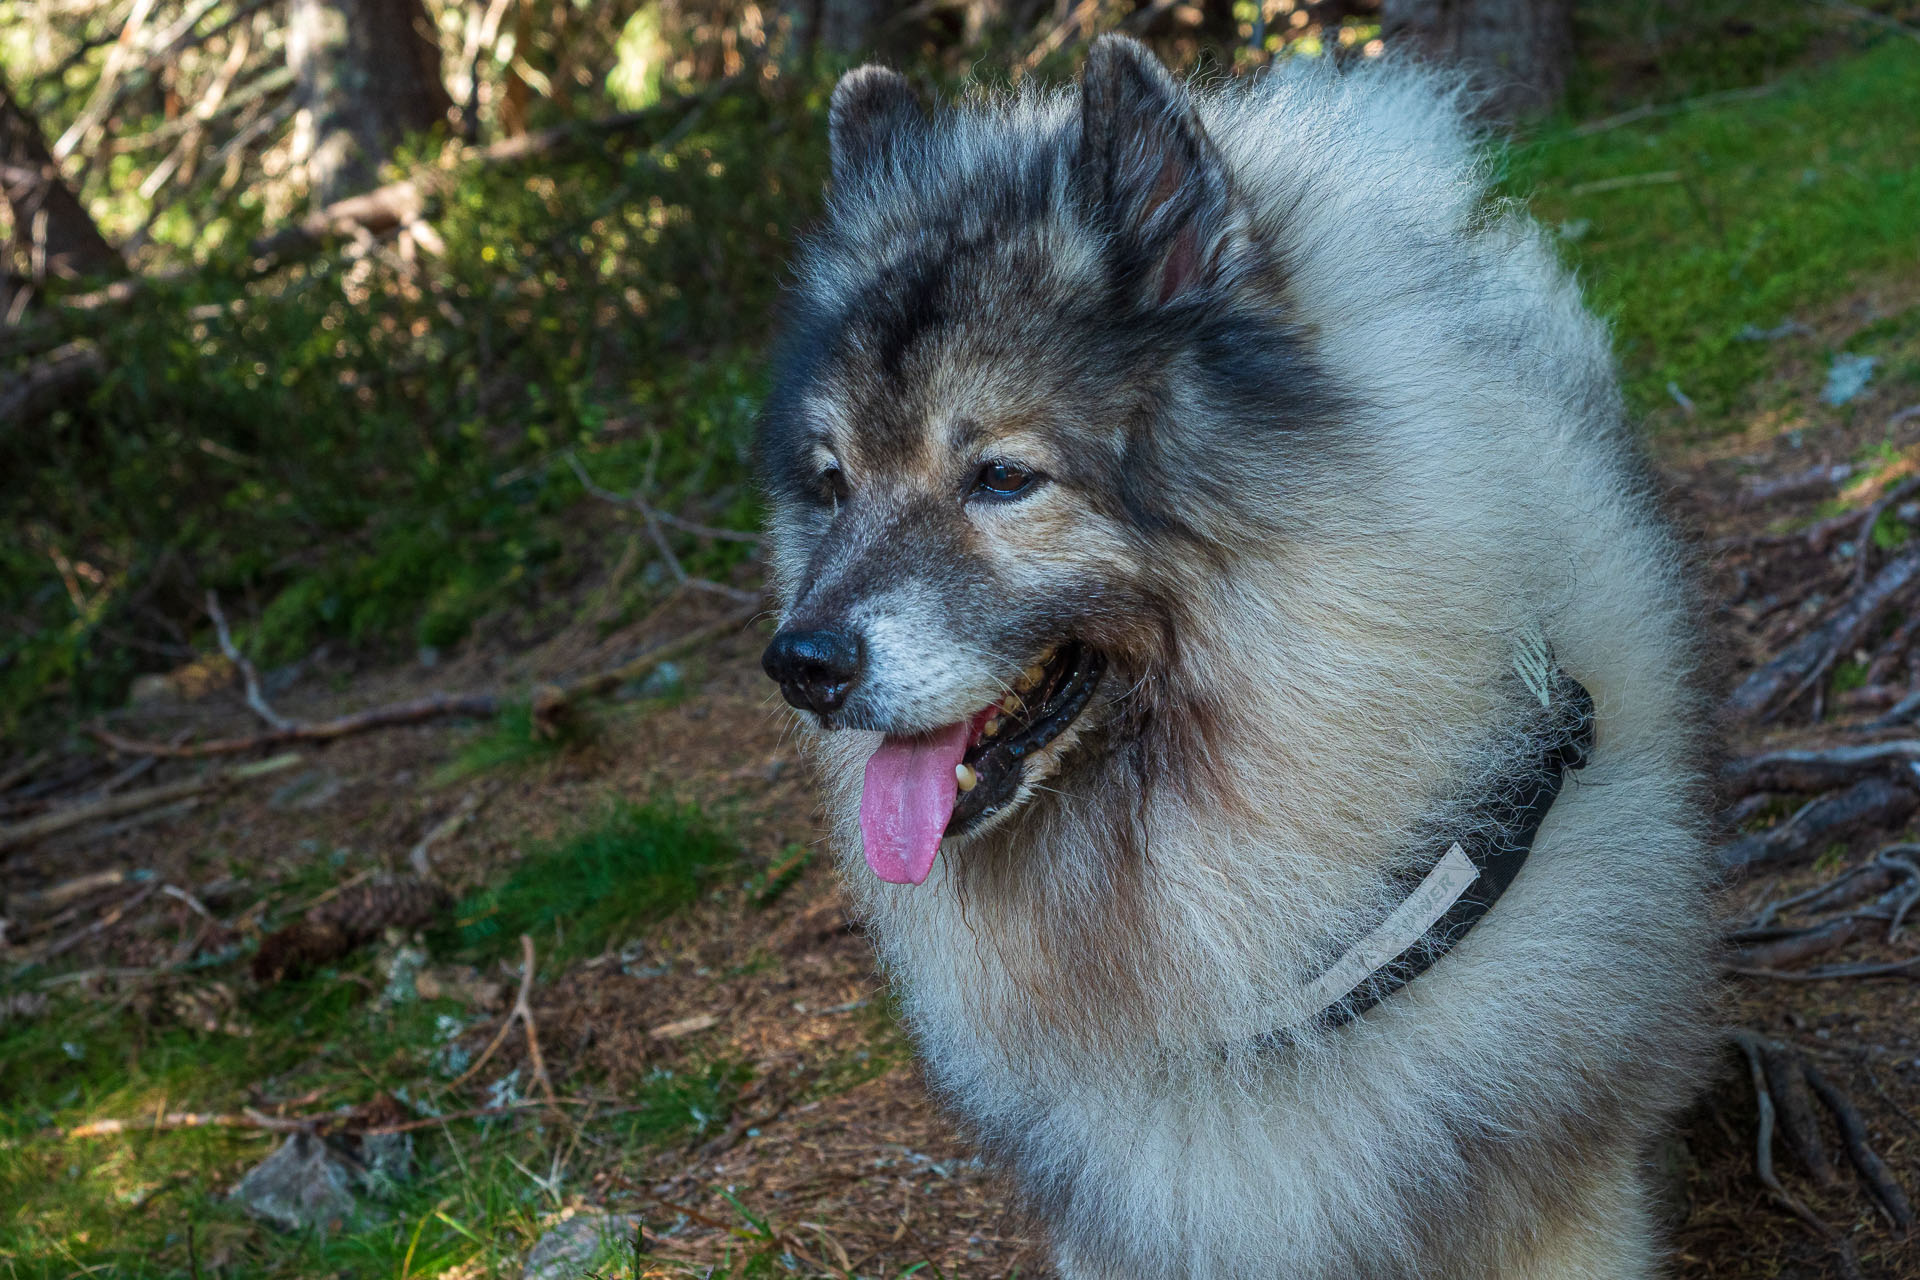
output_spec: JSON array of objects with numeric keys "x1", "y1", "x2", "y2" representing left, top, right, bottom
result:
[
  {"x1": 414, "y1": 964, "x2": 506, "y2": 1010},
  {"x1": 353, "y1": 1131, "x2": 414, "y2": 1201},
  {"x1": 127, "y1": 673, "x2": 175, "y2": 704},
  {"x1": 637, "y1": 660, "x2": 683, "y2": 698},
  {"x1": 1823, "y1": 353, "x2": 1877, "y2": 406},
  {"x1": 229, "y1": 1133, "x2": 358, "y2": 1232},
  {"x1": 522, "y1": 1213, "x2": 647, "y2": 1280},
  {"x1": 380, "y1": 945, "x2": 430, "y2": 1006}
]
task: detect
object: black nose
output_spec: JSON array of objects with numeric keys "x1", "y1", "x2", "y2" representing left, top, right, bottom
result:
[{"x1": 762, "y1": 628, "x2": 865, "y2": 715}]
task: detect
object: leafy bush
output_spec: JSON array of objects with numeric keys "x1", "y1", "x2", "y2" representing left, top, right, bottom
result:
[{"x1": 1, "y1": 77, "x2": 830, "y2": 731}]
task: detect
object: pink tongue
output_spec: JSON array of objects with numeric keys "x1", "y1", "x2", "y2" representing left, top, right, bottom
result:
[{"x1": 859, "y1": 722, "x2": 972, "y2": 885}]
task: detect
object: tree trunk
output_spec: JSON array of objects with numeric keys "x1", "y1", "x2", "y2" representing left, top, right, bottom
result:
[
  {"x1": 0, "y1": 71, "x2": 124, "y2": 281},
  {"x1": 793, "y1": 0, "x2": 887, "y2": 58},
  {"x1": 1382, "y1": 0, "x2": 1573, "y2": 120},
  {"x1": 287, "y1": 0, "x2": 453, "y2": 205}
]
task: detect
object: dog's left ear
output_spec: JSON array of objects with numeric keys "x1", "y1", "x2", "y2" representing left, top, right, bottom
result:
[{"x1": 1077, "y1": 35, "x2": 1234, "y2": 305}]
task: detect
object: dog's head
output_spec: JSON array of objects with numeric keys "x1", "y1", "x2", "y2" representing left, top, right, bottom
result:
[{"x1": 757, "y1": 37, "x2": 1338, "y2": 885}]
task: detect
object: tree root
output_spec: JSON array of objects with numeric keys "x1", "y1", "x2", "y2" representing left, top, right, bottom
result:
[
  {"x1": 1729, "y1": 1031, "x2": 1866, "y2": 1280},
  {"x1": 1720, "y1": 778, "x2": 1918, "y2": 875}
]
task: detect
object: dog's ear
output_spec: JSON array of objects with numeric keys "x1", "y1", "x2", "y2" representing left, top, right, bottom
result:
[
  {"x1": 1077, "y1": 35, "x2": 1233, "y2": 305},
  {"x1": 830, "y1": 66, "x2": 922, "y2": 190}
]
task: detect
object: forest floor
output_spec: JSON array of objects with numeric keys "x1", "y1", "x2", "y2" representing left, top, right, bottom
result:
[{"x1": 7, "y1": 37, "x2": 1920, "y2": 1280}]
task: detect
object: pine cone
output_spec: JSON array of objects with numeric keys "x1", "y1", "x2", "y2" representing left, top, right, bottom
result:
[
  {"x1": 252, "y1": 920, "x2": 352, "y2": 983},
  {"x1": 309, "y1": 876, "x2": 451, "y2": 943},
  {"x1": 252, "y1": 877, "x2": 450, "y2": 984}
]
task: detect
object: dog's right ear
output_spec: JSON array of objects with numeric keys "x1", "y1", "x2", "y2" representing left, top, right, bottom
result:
[{"x1": 829, "y1": 66, "x2": 921, "y2": 190}]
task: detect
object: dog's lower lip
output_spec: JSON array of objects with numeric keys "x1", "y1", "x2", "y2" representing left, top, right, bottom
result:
[{"x1": 947, "y1": 643, "x2": 1105, "y2": 834}]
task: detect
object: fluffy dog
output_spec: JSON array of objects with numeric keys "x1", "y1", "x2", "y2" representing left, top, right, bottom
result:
[{"x1": 756, "y1": 35, "x2": 1713, "y2": 1279}]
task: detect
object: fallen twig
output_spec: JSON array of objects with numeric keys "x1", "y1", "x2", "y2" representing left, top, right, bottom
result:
[
  {"x1": 565, "y1": 453, "x2": 761, "y2": 545},
  {"x1": 1815, "y1": 0, "x2": 1920, "y2": 43},
  {"x1": 90, "y1": 693, "x2": 500, "y2": 759},
  {"x1": 446, "y1": 934, "x2": 557, "y2": 1108},
  {"x1": 206, "y1": 590, "x2": 295, "y2": 732},
  {"x1": 61, "y1": 1108, "x2": 308, "y2": 1140},
  {"x1": 1572, "y1": 82, "x2": 1784, "y2": 137},
  {"x1": 1731, "y1": 955, "x2": 1920, "y2": 981},
  {"x1": 0, "y1": 752, "x2": 301, "y2": 853},
  {"x1": 409, "y1": 790, "x2": 483, "y2": 877},
  {"x1": 0, "y1": 749, "x2": 52, "y2": 797},
  {"x1": 13, "y1": 881, "x2": 159, "y2": 969},
  {"x1": 565, "y1": 454, "x2": 761, "y2": 606}
]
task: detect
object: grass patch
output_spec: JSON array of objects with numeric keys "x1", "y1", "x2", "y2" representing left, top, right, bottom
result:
[
  {"x1": 433, "y1": 700, "x2": 576, "y2": 783},
  {"x1": 452, "y1": 801, "x2": 736, "y2": 968},
  {"x1": 0, "y1": 951, "x2": 750, "y2": 1276},
  {"x1": 1511, "y1": 36, "x2": 1920, "y2": 427}
]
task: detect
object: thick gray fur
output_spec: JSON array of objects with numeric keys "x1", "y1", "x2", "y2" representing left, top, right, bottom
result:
[{"x1": 757, "y1": 36, "x2": 1715, "y2": 1279}]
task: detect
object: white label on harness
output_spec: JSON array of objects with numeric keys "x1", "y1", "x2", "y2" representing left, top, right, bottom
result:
[{"x1": 1299, "y1": 843, "x2": 1480, "y2": 1016}]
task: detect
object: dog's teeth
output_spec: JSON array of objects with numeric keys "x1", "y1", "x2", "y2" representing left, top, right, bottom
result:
[
  {"x1": 1003, "y1": 693, "x2": 1024, "y2": 716},
  {"x1": 984, "y1": 716, "x2": 1004, "y2": 738},
  {"x1": 1016, "y1": 663, "x2": 1046, "y2": 691},
  {"x1": 955, "y1": 763, "x2": 978, "y2": 792}
]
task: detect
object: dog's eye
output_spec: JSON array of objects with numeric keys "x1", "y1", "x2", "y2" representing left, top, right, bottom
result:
[
  {"x1": 972, "y1": 460, "x2": 1039, "y2": 500},
  {"x1": 815, "y1": 466, "x2": 850, "y2": 504}
]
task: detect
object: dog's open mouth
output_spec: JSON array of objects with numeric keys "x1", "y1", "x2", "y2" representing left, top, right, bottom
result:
[{"x1": 858, "y1": 642, "x2": 1106, "y2": 885}]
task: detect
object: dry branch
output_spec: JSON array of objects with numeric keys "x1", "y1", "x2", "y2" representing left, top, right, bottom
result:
[
  {"x1": 530, "y1": 600, "x2": 764, "y2": 739},
  {"x1": 0, "y1": 752, "x2": 300, "y2": 853},
  {"x1": 446, "y1": 934, "x2": 556, "y2": 1107},
  {"x1": 566, "y1": 452, "x2": 761, "y2": 544},
  {"x1": 0, "y1": 748, "x2": 51, "y2": 796},
  {"x1": 206, "y1": 590, "x2": 295, "y2": 731},
  {"x1": 0, "y1": 340, "x2": 103, "y2": 428},
  {"x1": 90, "y1": 692, "x2": 501, "y2": 759},
  {"x1": 1731, "y1": 955, "x2": 1920, "y2": 981},
  {"x1": 62, "y1": 1108, "x2": 309, "y2": 1140},
  {"x1": 15, "y1": 881, "x2": 159, "y2": 966}
]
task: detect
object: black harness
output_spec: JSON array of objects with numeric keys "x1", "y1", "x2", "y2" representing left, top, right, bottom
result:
[{"x1": 1255, "y1": 672, "x2": 1595, "y2": 1049}]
